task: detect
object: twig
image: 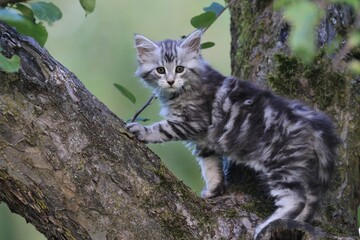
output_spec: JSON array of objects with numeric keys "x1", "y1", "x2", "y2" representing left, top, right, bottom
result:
[
  {"x1": 131, "y1": 93, "x2": 157, "y2": 122},
  {"x1": 203, "y1": 0, "x2": 238, "y2": 33}
]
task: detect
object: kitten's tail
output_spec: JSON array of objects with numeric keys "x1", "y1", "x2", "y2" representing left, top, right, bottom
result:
[
  {"x1": 292, "y1": 101, "x2": 340, "y2": 189},
  {"x1": 313, "y1": 117, "x2": 341, "y2": 189}
]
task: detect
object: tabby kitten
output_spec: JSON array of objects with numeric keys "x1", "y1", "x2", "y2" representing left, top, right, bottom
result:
[{"x1": 127, "y1": 30, "x2": 339, "y2": 238}]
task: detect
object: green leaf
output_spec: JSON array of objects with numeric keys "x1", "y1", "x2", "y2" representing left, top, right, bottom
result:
[
  {"x1": 79, "y1": 0, "x2": 96, "y2": 15},
  {"x1": 14, "y1": 3, "x2": 35, "y2": 20},
  {"x1": 29, "y1": 2, "x2": 62, "y2": 25},
  {"x1": 113, "y1": 83, "x2": 136, "y2": 104},
  {"x1": 190, "y1": 11, "x2": 217, "y2": 29},
  {"x1": 0, "y1": 50, "x2": 20, "y2": 73},
  {"x1": 348, "y1": 60, "x2": 360, "y2": 74},
  {"x1": 0, "y1": 8, "x2": 48, "y2": 46},
  {"x1": 203, "y1": 2, "x2": 224, "y2": 16},
  {"x1": 201, "y1": 42, "x2": 215, "y2": 49},
  {"x1": 283, "y1": 1, "x2": 324, "y2": 63},
  {"x1": 348, "y1": 31, "x2": 360, "y2": 48}
]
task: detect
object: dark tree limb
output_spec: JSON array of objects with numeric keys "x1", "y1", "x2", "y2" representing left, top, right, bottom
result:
[{"x1": 0, "y1": 19, "x2": 357, "y2": 240}]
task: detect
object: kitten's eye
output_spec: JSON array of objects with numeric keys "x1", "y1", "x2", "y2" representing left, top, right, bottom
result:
[
  {"x1": 156, "y1": 67, "x2": 166, "y2": 74},
  {"x1": 175, "y1": 66, "x2": 185, "y2": 73}
]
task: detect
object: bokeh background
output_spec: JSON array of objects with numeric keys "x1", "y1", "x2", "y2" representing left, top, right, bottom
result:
[{"x1": 0, "y1": 0, "x2": 230, "y2": 238}]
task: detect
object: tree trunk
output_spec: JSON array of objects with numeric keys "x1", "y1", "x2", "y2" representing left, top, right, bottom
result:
[
  {"x1": 228, "y1": 0, "x2": 359, "y2": 237},
  {"x1": 0, "y1": 2, "x2": 358, "y2": 239}
]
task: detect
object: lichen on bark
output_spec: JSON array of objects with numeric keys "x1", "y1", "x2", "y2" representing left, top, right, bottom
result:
[{"x1": 268, "y1": 53, "x2": 347, "y2": 110}]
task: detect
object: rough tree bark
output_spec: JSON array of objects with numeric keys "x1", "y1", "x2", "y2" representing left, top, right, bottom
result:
[
  {"x1": 228, "y1": 0, "x2": 359, "y2": 237},
  {"x1": 0, "y1": 1, "x2": 358, "y2": 239}
]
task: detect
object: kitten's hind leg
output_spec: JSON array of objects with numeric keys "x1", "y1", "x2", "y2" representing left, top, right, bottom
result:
[
  {"x1": 254, "y1": 186, "x2": 306, "y2": 239},
  {"x1": 196, "y1": 150, "x2": 224, "y2": 199},
  {"x1": 295, "y1": 192, "x2": 321, "y2": 222}
]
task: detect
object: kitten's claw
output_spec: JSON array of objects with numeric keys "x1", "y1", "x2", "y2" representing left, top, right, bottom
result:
[{"x1": 126, "y1": 122, "x2": 147, "y2": 142}]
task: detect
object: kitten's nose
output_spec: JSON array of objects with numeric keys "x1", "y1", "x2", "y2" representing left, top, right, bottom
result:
[{"x1": 167, "y1": 80, "x2": 175, "y2": 86}]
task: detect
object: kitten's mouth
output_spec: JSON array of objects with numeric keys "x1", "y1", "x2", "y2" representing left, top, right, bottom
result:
[
  {"x1": 167, "y1": 83, "x2": 177, "y2": 89},
  {"x1": 166, "y1": 86, "x2": 178, "y2": 91},
  {"x1": 158, "y1": 82, "x2": 183, "y2": 92}
]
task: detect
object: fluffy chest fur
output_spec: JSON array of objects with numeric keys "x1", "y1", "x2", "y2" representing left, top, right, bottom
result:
[{"x1": 160, "y1": 78, "x2": 220, "y2": 131}]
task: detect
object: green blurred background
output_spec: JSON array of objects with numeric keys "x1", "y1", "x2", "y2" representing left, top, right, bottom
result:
[{"x1": 0, "y1": 0, "x2": 230, "y2": 238}]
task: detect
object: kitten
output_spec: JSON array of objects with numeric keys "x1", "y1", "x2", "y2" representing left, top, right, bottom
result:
[{"x1": 127, "y1": 30, "x2": 339, "y2": 238}]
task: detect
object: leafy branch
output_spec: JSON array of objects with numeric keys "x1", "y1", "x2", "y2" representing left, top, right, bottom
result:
[
  {"x1": 0, "y1": 0, "x2": 96, "y2": 72},
  {"x1": 190, "y1": 0, "x2": 236, "y2": 49}
]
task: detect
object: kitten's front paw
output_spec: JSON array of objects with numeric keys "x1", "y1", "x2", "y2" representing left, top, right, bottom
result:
[
  {"x1": 126, "y1": 122, "x2": 147, "y2": 142},
  {"x1": 201, "y1": 184, "x2": 225, "y2": 199},
  {"x1": 254, "y1": 224, "x2": 265, "y2": 240}
]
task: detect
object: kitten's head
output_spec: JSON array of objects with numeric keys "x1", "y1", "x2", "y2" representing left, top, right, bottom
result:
[{"x1": 134, "y1": 30, "x2": 204, "y2": 97}]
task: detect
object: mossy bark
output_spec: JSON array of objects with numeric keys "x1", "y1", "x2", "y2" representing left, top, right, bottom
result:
[{"x1": 229, "y1": 0, "x2": 359, "y2": 237}]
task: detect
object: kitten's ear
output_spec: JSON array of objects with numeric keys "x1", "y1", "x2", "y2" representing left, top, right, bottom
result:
[
  {"x1": 180, "y1": 30, "x2": 203, "y2": 54},
  {"x1": 134, "y1": 34, "x2": 158, "y2": 61}
]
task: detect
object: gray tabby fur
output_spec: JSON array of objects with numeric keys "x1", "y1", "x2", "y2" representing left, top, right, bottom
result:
[{"x1": 127, "y1": 30, "x2": 340, "y2": 238}]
